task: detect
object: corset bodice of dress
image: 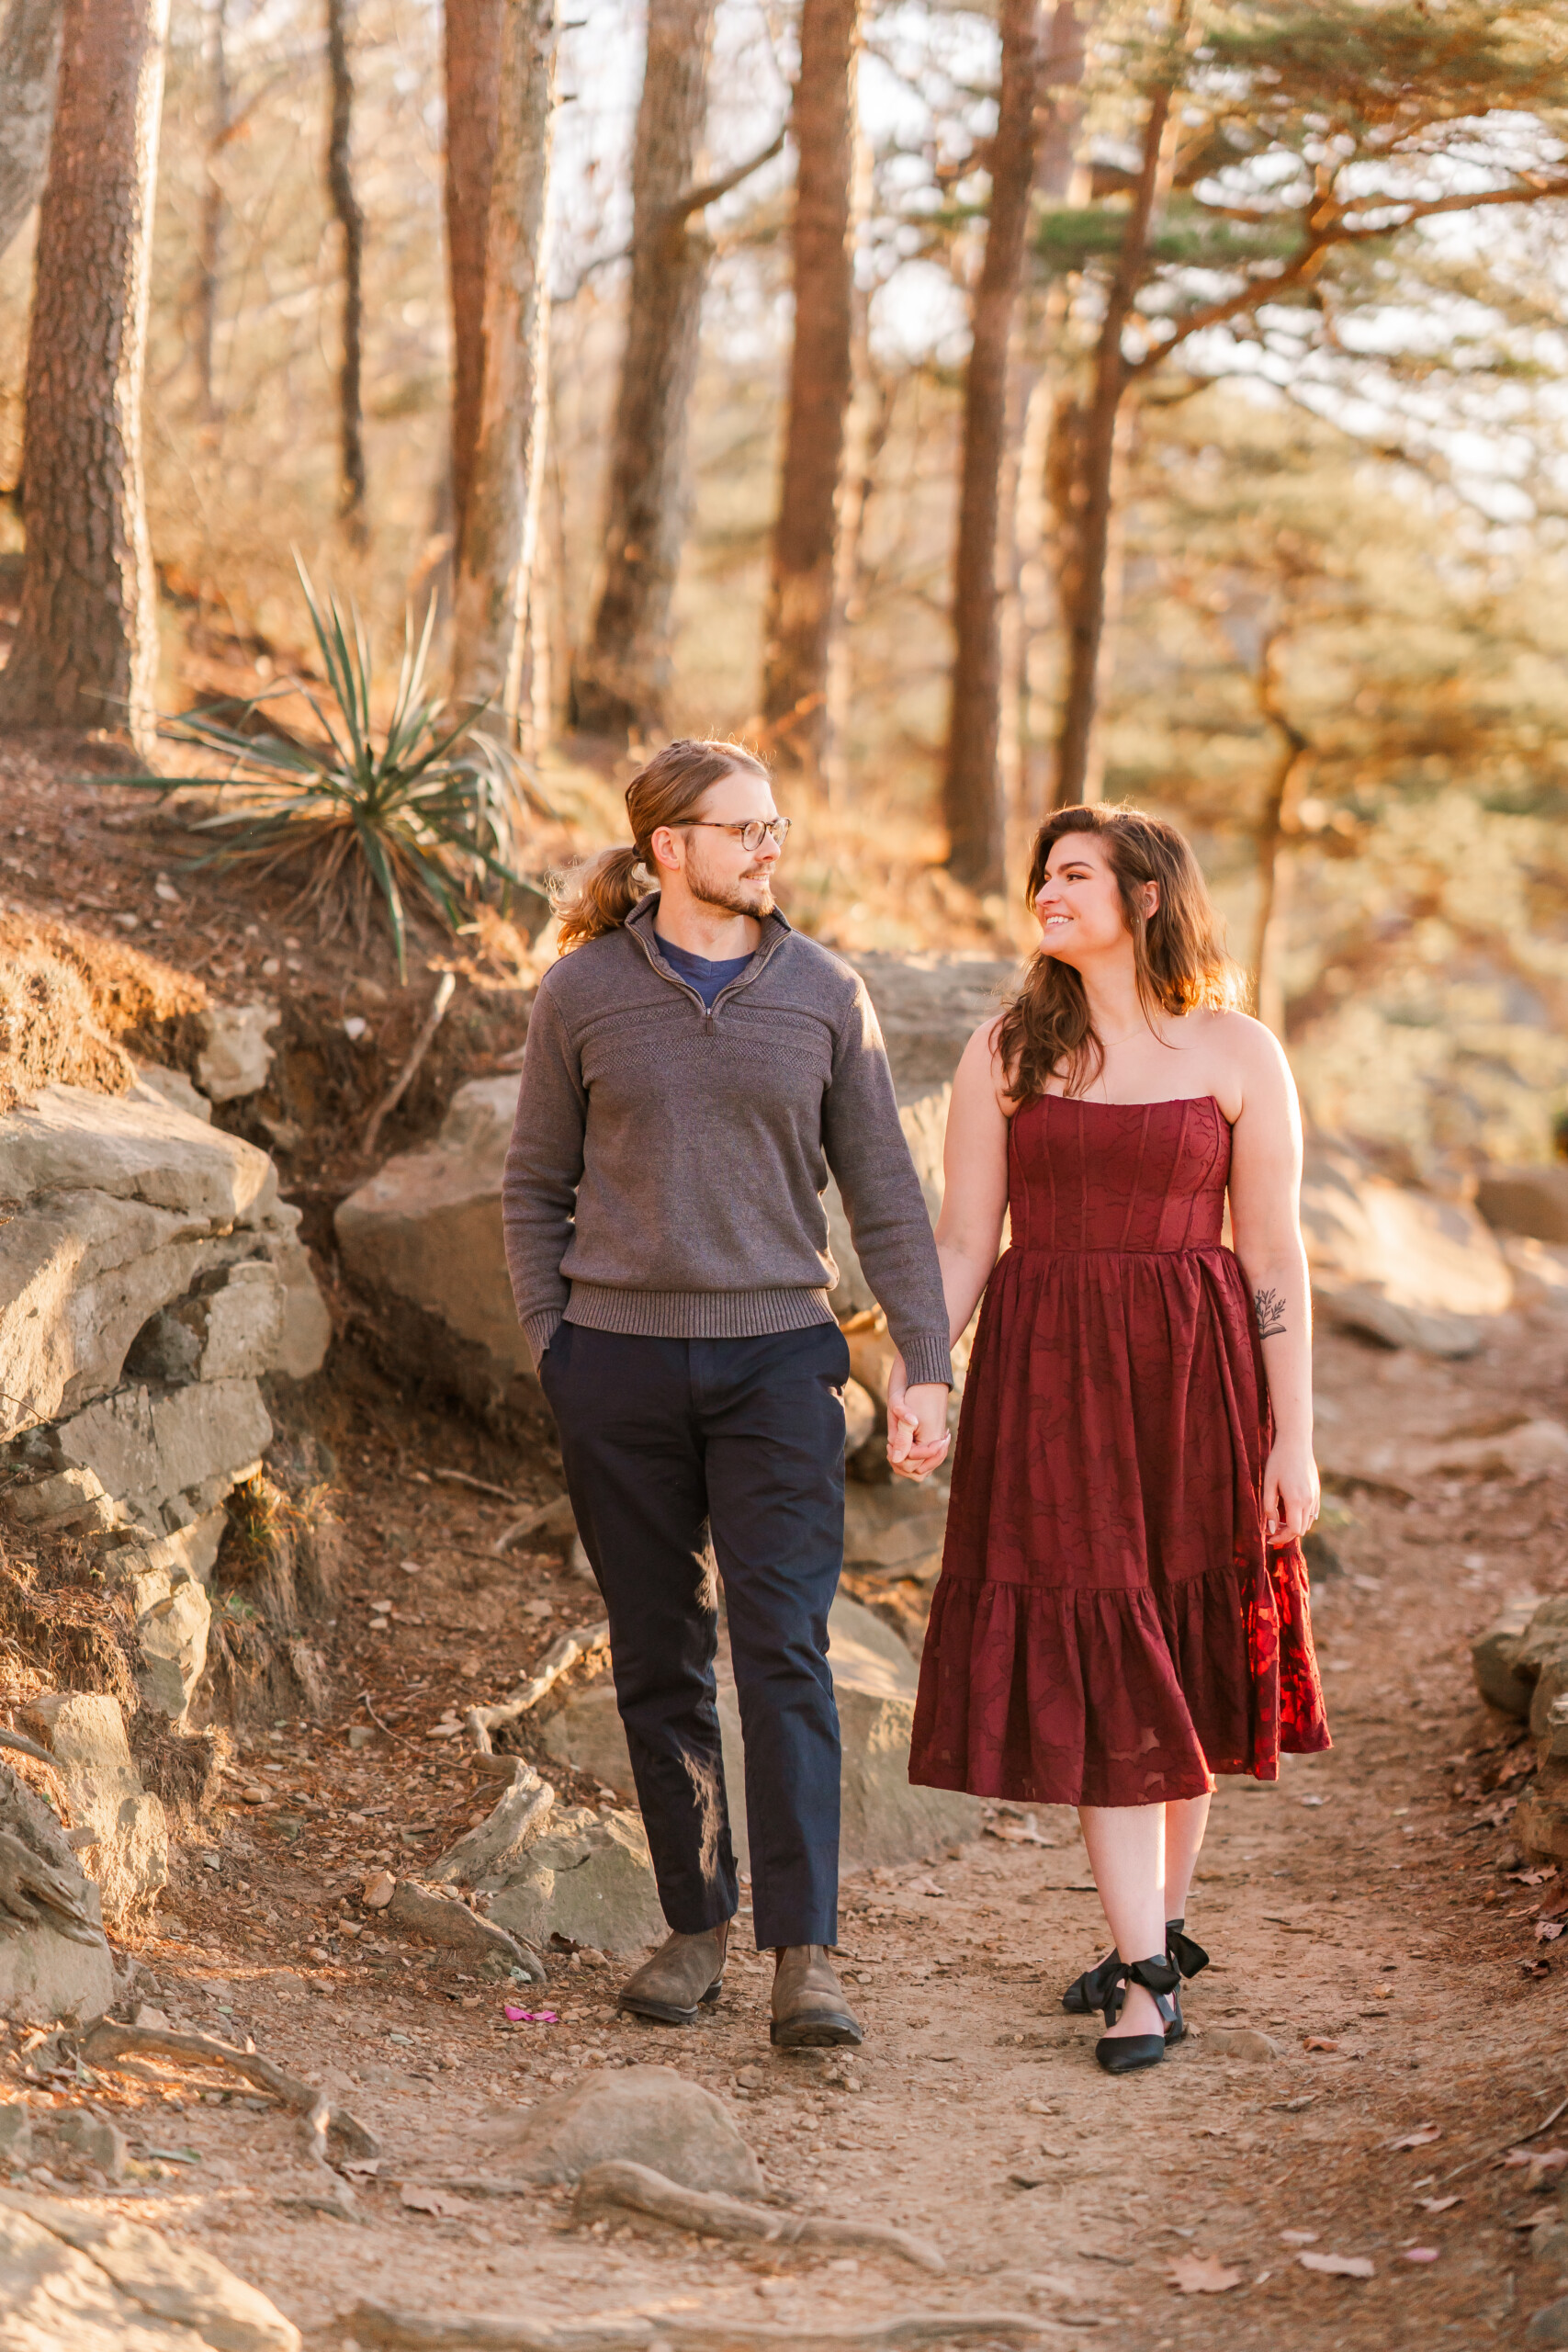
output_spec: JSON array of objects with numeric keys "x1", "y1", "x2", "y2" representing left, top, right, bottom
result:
[{"x1": 1007, "y1": 1092, "x2": 1231, "y2": 1255}]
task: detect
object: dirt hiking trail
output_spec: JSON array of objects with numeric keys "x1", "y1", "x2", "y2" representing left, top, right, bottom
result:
[{"x1": 6, "y1": 1273, "x2": 1568, "y2": 2352}]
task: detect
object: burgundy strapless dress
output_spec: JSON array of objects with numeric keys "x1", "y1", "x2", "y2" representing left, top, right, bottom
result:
[{"x1": 909, "y1": 1093, "x2": 1330, "y2": 1807}]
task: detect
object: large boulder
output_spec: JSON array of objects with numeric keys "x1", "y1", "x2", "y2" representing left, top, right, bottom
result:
[
  {"x1": 482, "y1": 1806, "x2": 666, "y2": 1959},
  {"x1": 541, "y1": 1591, "x2": 979, "y2": 1877},
  {"x1": 826, "y1": 955, "x2": 1017, "y2": 1317},
  {"x1": 19, "y1": 1695, "x2": 168, "y2": 1931},
  {"x1": 0, "y1": 1768, "x2": 116, "y2": 2026},
  {"x1": 335, "y1": 1076, "x2": 542, "y2": 1427},
  {"x1": 0, "y1": 2185, "x2": 299, "y2": 2351},
  {"x1": 484, "y1": 2065, "x2": 762, "y2": 2196},
  {"x1": 1300, "y1": 1141, "x2": 1513, "y2": 1356},
  {"x1": 1477, "y1": 1165, "x2": 1568, "y2": 1249},
  {"x1": 0, "y1": 1087, "x2": 329, "y2": 1696}
]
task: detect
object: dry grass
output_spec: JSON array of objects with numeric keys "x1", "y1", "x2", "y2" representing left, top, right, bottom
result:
[{"x1": 0, "y1": 909, "x2": 208, "y2": 1116}]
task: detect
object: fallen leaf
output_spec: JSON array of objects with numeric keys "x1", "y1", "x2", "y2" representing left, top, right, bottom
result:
[
  {"x1": 1299, "y1": 2252, "x2": 1375, "y2": 2279},
  {"x1": 1416, "y1": 2195, "x2": 1461, "y2": 2214},
  {"x1": 1537, "y1": 1920, "x2": 1565, "y2": 1942},
  {"x1": 1402, "y1": 2247, "x2": 1439, "y2": 2264},
  {"x1": 1519, "y1": 1956, "x2": 1552, "y2": 1978},
  {"x1": 1303, "y1": 2038, "x2": 1340, "y2": 2052},
  {"x1": 1387, "y1": 2125, "x2": 1441, "y2": 2150},
  {"x1": 1508, "y1": 1868, "x2": 1556, "y2": 1885},
  {"x1": 1168, "y1": 2253, "x2": 1243, "y2": 2294},
  {"x1": 1503, "y1": 2146, "x2": 1568, "y2": 2177},
  {"x1": 400, "y1": 2186, "x2": 472, "y2": 2218},
  {"x1": 1280, "y1": 2230, "x2": 1319, "y2": 2246}
]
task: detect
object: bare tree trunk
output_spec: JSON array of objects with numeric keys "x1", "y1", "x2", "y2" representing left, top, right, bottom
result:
[
  {"x1": 941, "y1": 0, "x2": 1043, "y2": 892},
  {"x1": 445, "y1": 0, "x2": 502, "y2": 560},
  {"x1": 570, "y1": 0, "x2": 719, "y2": 741},
  {"x1": 759, "y1": 0, "x2": 861, "y2": 781},
  {"x1": 194, "y1": 0, "x2": 229, "y2": 419},
  {"x1": 450, "y1": 0, "x2": 558, "y2": 745},
  {"x1": 1252, "y1": 635, "x2": 1310, "y2": 1037},
  {"x1": 324, "y1": 0, "x2": 367, "y2": 542},
  {"x1": 1050, "y1": 71, "x2": 1174, "y2": 808},
  {"x1": 822, "y1": 120, "x2": 881, "y2": 809},
  {"x1": 0, "y1": 0, "x2": 168, "y2": 750},
  {"x1": 0, "y1": 0, "x2": 63, "y2": 262}
]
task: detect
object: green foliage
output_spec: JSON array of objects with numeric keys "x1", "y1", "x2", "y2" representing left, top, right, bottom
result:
[
  {"x1": 115, "y1": 563, "x2": 538, "y2": 981},
  {"x1": 1036, "y1": 0, "x2": 1568, "y2": 379}
]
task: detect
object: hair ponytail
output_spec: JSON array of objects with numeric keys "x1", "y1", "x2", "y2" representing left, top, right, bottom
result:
[
  {"x1": 551, "y1": 736, "x2": 772, "y2": 953},
  {"x1": 553, "y1": 843, "x2": 649, "y2": 949}
]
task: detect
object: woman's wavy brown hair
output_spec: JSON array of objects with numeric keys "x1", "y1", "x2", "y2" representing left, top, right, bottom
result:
[
  {"x1": 554, "y1": 737, "x2": 771, "y2": 950},
  {"x1": 997, "y1": 804, "x2": 1243, "y2": 1102}
]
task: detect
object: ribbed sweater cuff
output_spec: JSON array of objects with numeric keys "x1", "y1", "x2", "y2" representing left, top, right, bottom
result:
[
  {"x1": 900, "y1": 1333, "x2": 953, "y2": 1390},
  {"x1": 524, "y1": 1308, "x2": 562, "y2": 1369},
  {"x1": 563, "y1": 1283, "x2": 836, "y2": 1340}
]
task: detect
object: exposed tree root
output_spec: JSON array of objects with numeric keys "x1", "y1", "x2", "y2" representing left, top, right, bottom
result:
[
  {"x1": 340, "y1": 2302, "x2": 1051, "y2": 2350},
  {"x1": 570, "y1": 2159, "x2": 946, "y2": 2272},
  {"x1": 83, "y1": 2019, "x2": 378, "y2": 2187},
  {"x1": 464, "y1": 1622, "x2": 609, "y2": 1753}
]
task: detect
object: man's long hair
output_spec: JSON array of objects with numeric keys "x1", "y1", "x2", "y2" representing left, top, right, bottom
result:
[
  {"x1": 997, "y1": 804, "x2": 1243, "y2": 1102},
  {"x1": 554, "y1": 738, "x2": 771, "y2": 950}
]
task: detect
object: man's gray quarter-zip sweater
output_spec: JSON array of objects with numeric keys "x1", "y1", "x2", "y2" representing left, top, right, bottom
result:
[{"x1": 501, "y1": 894, "x2": 953, "y2": 1390}]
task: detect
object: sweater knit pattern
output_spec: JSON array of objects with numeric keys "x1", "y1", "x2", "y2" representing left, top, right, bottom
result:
[{"x1": 502, "y1": 899, "x2": 953, "y2": 1389}]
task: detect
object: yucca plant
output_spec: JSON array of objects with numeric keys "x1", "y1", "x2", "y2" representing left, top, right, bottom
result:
[{"x1": 109, "y1": 561, "x2": 544, "y2": 979}]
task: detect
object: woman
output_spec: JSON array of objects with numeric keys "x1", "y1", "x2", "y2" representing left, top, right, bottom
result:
[{"x1": 890, "y1": 804, "x2": 1329, "y2": 2075}]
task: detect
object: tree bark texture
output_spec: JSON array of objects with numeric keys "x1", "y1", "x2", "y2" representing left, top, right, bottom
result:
[
  {"x1": 0, "y1": 0, "x2": 63, "y2": 261},
  {"x1": 941, "y1": 0, "x2": 1044, "y2": 892},
  {"x1": 450, "y1": 0, "x2": 558, "y2": 743},
  {"x1": 0, "y1": 0, "x2": 168, "y2": 749},
  {"x1": 445, "y1": 0, "x2": 503, "y2": 560},
  {"x1": 570, "y1": 0, "x2": 718, "y2": 741},
  {"x1": 1050, "y1": 73, "x2": 1174, "y2": 808},
  {"x1": 194, "y1": 0, "x2": 229, "y2": 418},
  {"x1": 325, "y1": 0, "x2": 367, "y2": 539},
  {"x1": 759, "y1": 0, "x2": 861, "y2": 779}
]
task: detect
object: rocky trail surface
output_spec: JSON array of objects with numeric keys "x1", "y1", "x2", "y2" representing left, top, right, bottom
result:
[{"x1": 6, "y1": 1290, "x2": 1568, "y2": 2352}]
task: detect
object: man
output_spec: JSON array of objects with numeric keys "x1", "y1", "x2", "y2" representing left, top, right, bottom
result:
[{"x1": 502, "y1": 738, "x2": 951, "y2": 2047}]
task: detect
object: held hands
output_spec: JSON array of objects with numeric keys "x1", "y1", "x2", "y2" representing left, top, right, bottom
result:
[
  {"x1": 885, "y1": 1352, "x2": 952, "y2": 1482},
  {"x1": 1262, "y1": 1436, "x2": 1320, "y2": 1548}
]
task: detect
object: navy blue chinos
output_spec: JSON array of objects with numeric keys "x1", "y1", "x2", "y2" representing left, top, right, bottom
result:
[{"x1": 538, "y1": 1319, "x2": 850, "y2": 1951}]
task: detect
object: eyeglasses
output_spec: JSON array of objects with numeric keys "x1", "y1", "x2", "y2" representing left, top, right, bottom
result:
[{"x1": 671, "y1": 817, "x2": 792, "y2": 853}]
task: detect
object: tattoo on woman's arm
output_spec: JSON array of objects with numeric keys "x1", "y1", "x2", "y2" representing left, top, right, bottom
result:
[{"x1": 1255, "y1": 1286, "x2": 1288, "y2": 1340}]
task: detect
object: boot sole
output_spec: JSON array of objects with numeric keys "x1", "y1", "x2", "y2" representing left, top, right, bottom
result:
[
  {"x1": 770, "y1": 2012, "x2": 863, "y2": 2049},
  {"x1": 617, "y1": 1977, "x2": 724, "y2": 2027}
]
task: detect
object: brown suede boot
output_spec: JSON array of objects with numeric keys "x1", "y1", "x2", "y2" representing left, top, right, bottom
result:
[
  {"x1": 770, "y1": 1945, "x2": 863, "y2": 2048},
  {"x1": 616, "y1": 1922, "x2": 729, "y2": 2026}
]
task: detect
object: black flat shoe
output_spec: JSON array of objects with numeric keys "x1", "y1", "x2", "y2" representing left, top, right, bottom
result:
[
  {"x1": 1065, "y1": 1917, "x2": 1207, "y2": 2028},
  {"x1": 1094, "y1": 1953, "x2": 1179, "y2": 2076}
]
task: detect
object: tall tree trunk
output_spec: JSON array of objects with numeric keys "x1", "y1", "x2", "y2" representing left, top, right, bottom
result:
[
  {"x1": 1252, "y1": 635, "x2": 1310, "y2": 1037},
  {"x1": 0, "y1": 0, "x2": 168, "y2": 749},
  {"x1": 570, "y1": 0, "x2": 718, "y2": 741},
  {"x1": 0, "y1": 0, "x2": 63, "y2": 261},
  {"x1": 1050, "y1": 71, "x2": 1174, "y2": 808},
  {"x1": 450, "y1": 0, "x2": 558, "y2": 745},
  {"x1": 759, "y1": 0, "x2": 861, "y2": 781},
  {"x1": 324, "y1": 0, "x2": 367, "y2": 542},
  {"x1": 822, "y1": 121, "x2": 884, "y2": 809},
  {"x1": 445, "y1": 0, "x2": 502, "y2": 560},
  {"x1": 941, "y1": 0, "x2": 1044, "y2": 893},
  {"x1": 194, "y1": 0, "x2": 229, "y2": 419}
]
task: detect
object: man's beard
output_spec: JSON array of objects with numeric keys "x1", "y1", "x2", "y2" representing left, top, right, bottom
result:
[{"x1": 684, "y1": 844, "x2": 775, "y2": 920}]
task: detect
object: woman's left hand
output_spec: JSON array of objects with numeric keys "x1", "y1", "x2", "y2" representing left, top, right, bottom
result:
[{"x1": 1262, "y1": 1438, "x2": 1320, "y2": 1547}]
